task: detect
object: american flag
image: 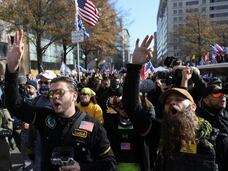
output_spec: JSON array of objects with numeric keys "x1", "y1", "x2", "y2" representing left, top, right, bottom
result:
[
  {"x1": 78, "y1": 0, "x2": 99, "y2": 26},
  {"x1": 140, "y1": 61, "x2": 154, "y2": 80}
]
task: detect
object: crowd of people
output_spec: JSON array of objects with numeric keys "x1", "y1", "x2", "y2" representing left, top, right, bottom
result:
[{"x1": 0, "y1": 31, "x2": 228, "y2": 171}]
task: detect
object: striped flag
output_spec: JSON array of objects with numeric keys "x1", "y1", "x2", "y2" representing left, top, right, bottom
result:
[{"x1": 78, "y1": 0, "x2": 99, "y2": 26}]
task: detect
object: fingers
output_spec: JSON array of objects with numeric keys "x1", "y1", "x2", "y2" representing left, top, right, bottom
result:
[
  {"x1": 144, "y1": 35, "x2": 153, "y2": 47},
  {"x1": 141, "y1": 35, "x2": 153, "y2": 48},
  {"x1": 135, "y1": 38, "x2": 139, "y2": 49}
]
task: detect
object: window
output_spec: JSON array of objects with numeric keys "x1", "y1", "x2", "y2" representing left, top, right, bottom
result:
[
  {"x1": 173, "y1": 2, "x2": 177, "y2": 7},
  {"x1": 173, "y1": 17, "x2": 178, "y2": 22},
  {"x1": 211, "y1": 0, "x2": 228, "y2": 2},
  {"x1": 179, "y1": 16, "x2": 183, "y2": 21},
  {"x1": 210, "y1": 5, "x2": 228, "y2": 10},
  {"x1": 173, "y1": 10, "x2": 177, "y2": 14},
  {"x1": 179, "y1": 2, "x2": 183, "y2": 7},
  {"x1": 179, "y1": 9, "x2": 183, "y2": 14},
  {"x1": 202, "y1": 0, "x2": 206, "y2": 4},
  {"x1": 202, "y1": 7, "x2": 206, "y2": 12},
  {"x1": 186, "y1": 1, "x2": 199, "y2": 5}
]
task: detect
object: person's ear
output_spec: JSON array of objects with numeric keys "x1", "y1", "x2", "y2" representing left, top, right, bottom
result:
[
  {"x1": 72, "y1": 92, "x2": 78, "y2": 102},
  {"x1": 191, "y1": 102, "x2": 197, "y2": 111},
  {"x1": 203, "y1": 98, "x2": 209, "y2": 105}
]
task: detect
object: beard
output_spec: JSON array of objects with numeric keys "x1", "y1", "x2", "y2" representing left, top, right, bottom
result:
[
  {"x1": 80, "y1": 101, "x2": 90, "y2": 106},
  {"x1": 161, "y1": 105, "x2": 198, "y2": 152}
]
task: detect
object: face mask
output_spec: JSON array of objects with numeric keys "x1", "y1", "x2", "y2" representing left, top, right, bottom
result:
[
  {"x1": 25, "y1": 95, "x2": 33, "y2": 103},
  {"x1": 39, "y1": 86, "x2": 49, "y2": 95}
]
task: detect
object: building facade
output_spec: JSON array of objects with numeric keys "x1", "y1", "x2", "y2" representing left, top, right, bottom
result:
[{"x1": 156, "y1": 0, "x2": 228, "y2": 65}]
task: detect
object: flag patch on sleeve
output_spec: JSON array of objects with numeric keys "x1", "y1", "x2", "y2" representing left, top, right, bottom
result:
[{"x1": 79, "y1": 121, "x2": 94, "y2": 132}]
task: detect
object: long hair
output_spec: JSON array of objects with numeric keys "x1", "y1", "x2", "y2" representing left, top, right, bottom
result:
[{"x1": 161, "y1": 105, "x2": 198, "y2": 152}]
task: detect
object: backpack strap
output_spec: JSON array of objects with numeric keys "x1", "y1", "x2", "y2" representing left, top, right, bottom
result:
[{"x1": 61, "y1": 112, "x2": 86, "y2": 145}]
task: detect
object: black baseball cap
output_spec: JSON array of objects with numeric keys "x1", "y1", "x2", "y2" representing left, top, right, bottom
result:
[{"x1": 203, "y1": 85, "x2": 228, "y2": 98}]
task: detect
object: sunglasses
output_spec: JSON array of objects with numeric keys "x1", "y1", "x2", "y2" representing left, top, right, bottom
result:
[
  {"x1": 48, "y1": 89, "x2": 69, "y2": 98},
  {"x1": 38, "y1": 80, "x2": 50, "y2": 85},
  {"x1": 80, "y1": 93, "x2": 89, "y2": 96},
  {"x1": 211, "y1": 92, "x2": 224, "y2": 98}
]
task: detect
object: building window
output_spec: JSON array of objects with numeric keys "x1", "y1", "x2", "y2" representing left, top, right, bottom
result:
[
  {"x1": 210, "y1": 5, "x2": 228, "y2": 10},
  {"x1": 173, "y1": 2, "x2": 177, "y2": 7},
  {"x1": 173, "y1": 17, "x2": 178, "y2": 22},
  {"x1": 202, "y1": 0, "x2": 206, "y2": 4},
  {"x1": 202, "y1": 7, "x2": 206, "y2": 12},
  {"x1": 179, "y1": 16, "x2": 183, "y2": 21},
  {"x1": 179, "y1": 2, "x2": 183, "y2": 7},
  {"x1": 173, "y1": 10, "x2": 177, "y2": 14},
  {"x1": 211, "y1": 0, "x2": 228, "y2": 2},
  {"x1": 179, "y1": 9, "x2": 183, "y2": 14},
  {"x1": 186, "y1": 1, "x2": 199, "y2": 5}
]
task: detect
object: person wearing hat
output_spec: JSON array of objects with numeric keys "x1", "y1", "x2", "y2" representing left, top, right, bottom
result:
[
  {"x1": 76, "y1": 87, "x2": 104, "y2": 124},
  {"x1": 197, "y1": 85, "x2": 228, "y2": 171},
  {"x1": 36, "y1": 70, "x2": 56, "y2": 96},
  {"x1": 123, "y1": 35, "x2": 217, "y2": 171},
  {"x1": 4, "y1": 30, "x2": 116, "y2": 171},
  {"x1": 25, "y1": 80, "x2": 38, "y2": 103}
]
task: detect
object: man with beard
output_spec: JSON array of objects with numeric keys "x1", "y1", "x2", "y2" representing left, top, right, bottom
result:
[
  {"x1": 76, "y1": 87, "x2": 104, "y2": 124},
  {"x1": 123, "y1": 35, "x2": 216, "y2": 171},
  {"x1": 5, "y1": 30, "x2": 116, "y2": 171}
]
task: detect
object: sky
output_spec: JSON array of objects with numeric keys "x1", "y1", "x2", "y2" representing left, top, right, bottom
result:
[{"x1": 114, "y1": 0, "x2": 160, "y2": 52}]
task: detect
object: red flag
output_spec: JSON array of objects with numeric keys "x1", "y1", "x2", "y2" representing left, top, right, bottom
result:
[{"x1": 140, "y1": 64, "x2": 146, "y2": 80}]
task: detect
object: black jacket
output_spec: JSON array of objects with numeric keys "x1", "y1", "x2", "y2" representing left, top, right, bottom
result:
[
  {"x1": 4, "y1": 68, "x2": 116, "y2": 171},
  {"x1": 123, "y1": 64, "x2": 161, "y2": 171}
]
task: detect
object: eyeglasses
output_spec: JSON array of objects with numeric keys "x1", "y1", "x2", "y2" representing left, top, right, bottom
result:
[
  {"x1": 48, "y1": 89, "x2": 69, "y2": 98},
  {"x1": 80, "y1": 93, "x2": 89, "y2": 96},
  {"x1": 211, "y1": 92, "x2": 224, "y2": 98},
  {"x1": 38, "y1": 80, "x2": 50, "y2": 85}
]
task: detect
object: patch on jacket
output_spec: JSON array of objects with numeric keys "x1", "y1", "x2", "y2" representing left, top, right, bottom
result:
[
  {"x1": 72, "y1": 129, "x2": 87, "y2": 138},
  {"x1": 45, "y1": 115, "x2": 56, "y2": 129},
  {"x1": 79, "y1": 121, "x2": 94, "y2": 132}
]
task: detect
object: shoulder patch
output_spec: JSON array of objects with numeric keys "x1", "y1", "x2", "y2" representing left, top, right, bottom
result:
[
  {"x1": 45, "y1": 115, "x2": 56, "y2": 129},
  {"x1": 79, "y1": 121, "x2": 94, "y2": 132},
  {"x1": 72, "y1": 129, "x2": 87, "y2": 138}
]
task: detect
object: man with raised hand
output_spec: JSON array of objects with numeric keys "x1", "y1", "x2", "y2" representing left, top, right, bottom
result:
[{"x1": 5, "y1": 30, "x2": 116, "y2": 171}]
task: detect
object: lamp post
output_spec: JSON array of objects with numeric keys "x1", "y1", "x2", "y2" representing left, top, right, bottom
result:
[{"x1": 95, "y1": 58, "x2": 98, "y2": 69}]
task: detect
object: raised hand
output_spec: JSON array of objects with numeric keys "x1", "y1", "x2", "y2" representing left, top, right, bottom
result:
[
  {"x1": 132, "y1": 35, "x2": 153, "y2": 65},
  {"x1": 7, "y1": 30, "x2": 24, "y2": 73}
]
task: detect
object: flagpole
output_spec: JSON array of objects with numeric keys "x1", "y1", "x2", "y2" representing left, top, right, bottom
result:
[{"x1": 75, "y1": 0, "x2": 81, "y2": 83}]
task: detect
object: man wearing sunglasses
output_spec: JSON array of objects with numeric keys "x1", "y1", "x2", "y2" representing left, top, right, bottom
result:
[
  {"x1": 197, "y1": 85, "x2": 228, "y2": 171},
  {"x1": 4, "y1": 30, "x2": 116, "y2": 171}
]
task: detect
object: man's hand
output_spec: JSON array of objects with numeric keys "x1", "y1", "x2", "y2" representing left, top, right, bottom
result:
[
  {"x1": 59, "y1": 160, "x2": 80, "y2": 171},
  {"x1": 7, "y1": 30, "x2": 24, "y2": 73},
  {"x1": 132, "y1": 35, "x2": 153, "y2": 65}
]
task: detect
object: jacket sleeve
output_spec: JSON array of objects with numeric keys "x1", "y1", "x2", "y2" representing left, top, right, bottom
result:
[
  {"x1": 4, "y1": 66, "x2": 44, "y2": 124},
  {"x1": 123, "y1": 64, "x2": 154, "y2": 136},
  {"x1": 80, "y1": 123, "x2": 116, "y2": 171}
]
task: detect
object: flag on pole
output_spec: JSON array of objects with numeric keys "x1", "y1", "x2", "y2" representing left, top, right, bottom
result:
[
  {"x1": 77, "y1": 0, "x2": 99, "y2": 26},
  {"x1": 76, "y1": 16, "x2": 90, "y2": 39}
]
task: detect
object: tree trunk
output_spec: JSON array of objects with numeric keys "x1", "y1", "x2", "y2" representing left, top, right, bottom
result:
[{"x1": 36, "y1": 34, "x2": 43, "y2": 73}]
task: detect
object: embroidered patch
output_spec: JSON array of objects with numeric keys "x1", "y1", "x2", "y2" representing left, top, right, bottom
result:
[
  {"x1": 45, "y1": 115, "x2": 56, "y2": 129},
  {"x1": 121, "y1": 142, "x2": 131, "y2": 150},
  {"x1": 72, "y1": 129, "x2": 87, "y2": 138},
  {"x1": 180, "y1": 144, "x2": 197, "y2": 154},
  {"x1": 79, "y1": 121, "x2": 94, "y2": 132}
]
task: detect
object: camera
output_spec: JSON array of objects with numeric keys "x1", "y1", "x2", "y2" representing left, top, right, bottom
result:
[{"x1": 51, "y1": 146, "x2": 75, "y2": 166}]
